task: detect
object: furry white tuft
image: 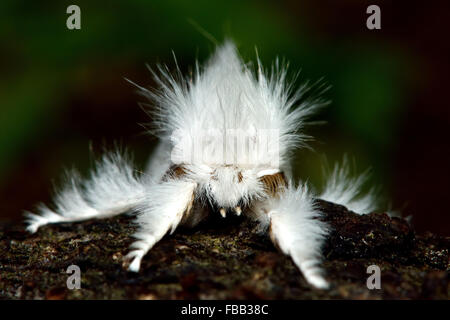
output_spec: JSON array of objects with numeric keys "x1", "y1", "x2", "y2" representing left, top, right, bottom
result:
[
  {"x1": 320, "y1": 157, "x2": 378, "y2": 214},
  {"x1": 25, "y1": 152, "x2": 147, "y2": 233},
  {"x1": 257, "y1": 183, "x2": 329, "y2": 289},
  {"x1": 127, "y1": 178, "x2": 197, "y2": 272},
  {"x1": 141, "y1": 41, "x2": 326, "y2": 169}
]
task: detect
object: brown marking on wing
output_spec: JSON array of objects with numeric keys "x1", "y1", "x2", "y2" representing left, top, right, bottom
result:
[
  {"x1": 259, "y1": 172, "x2": 287, "y2": 197},
  {"x1": 162, "y1": 165, "x2": 187, "y2": 181}
]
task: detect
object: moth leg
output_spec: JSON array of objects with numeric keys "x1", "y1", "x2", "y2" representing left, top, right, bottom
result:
[
  {"x1": 126, "y1": 178, "x2": 197, "y2": 272},
  {"x1": 25, "y1": 152, "x2": 147, "y2": 233},
  {"x1": 251, "y1": 183, "x2": 330, "y2": 289}
]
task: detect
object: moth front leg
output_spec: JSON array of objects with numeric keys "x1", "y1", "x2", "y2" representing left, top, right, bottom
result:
[
  {"x1": 252, "y1": 182, "x2": 330, "y2": 289},
  {"x1": 126, "y1": 178, "x2": 196, "y2": 272}
]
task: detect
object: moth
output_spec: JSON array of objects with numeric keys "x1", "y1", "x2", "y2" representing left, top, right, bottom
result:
[{"x1": 25, "y1": 41, "x2": 378, "y2": 289}]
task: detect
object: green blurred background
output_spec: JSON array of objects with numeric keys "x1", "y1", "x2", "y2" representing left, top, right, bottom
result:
[{"x1": 1, "y1": 1, "x2": 449, "y2": 235}]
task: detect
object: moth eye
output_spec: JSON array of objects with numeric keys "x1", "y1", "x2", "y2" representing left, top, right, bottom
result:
[{"x1": 259, "y1": 172, "x2": 287, "y2": 196}]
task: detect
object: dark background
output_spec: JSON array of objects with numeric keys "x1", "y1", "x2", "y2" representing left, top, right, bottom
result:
[{"x1": 0, "y1": 1, "x2": 449, "y2": 235}]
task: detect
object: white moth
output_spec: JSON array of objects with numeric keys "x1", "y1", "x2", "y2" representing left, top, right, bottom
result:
[{"x1": 25, "y1": 41, "x2": 378, "y2": 289}]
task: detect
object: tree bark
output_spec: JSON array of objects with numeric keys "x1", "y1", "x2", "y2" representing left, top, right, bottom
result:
[{"x1": 0, "y1": 200, "x2": 448, "y2": 299}]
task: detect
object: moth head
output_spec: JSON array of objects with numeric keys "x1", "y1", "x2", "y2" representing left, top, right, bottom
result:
[
  {"x1": 207, "y1": 166, "x2": 286, "y2": 215},
  {"x1": 207, "y1": 165, "x2": 248, "y2": 211},
  {"x1": 165, "y1": 164, "x2": 286, "y2": 217}
]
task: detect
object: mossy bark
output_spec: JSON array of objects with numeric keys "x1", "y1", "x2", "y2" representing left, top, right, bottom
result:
[{"x1": 0, "y1": 200, "x2": 448, "y2": 299}]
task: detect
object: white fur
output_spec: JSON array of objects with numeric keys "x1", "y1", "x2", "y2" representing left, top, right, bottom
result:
[
  {"x1": 254, "y1": 183, "x2": 329, "y2": 289},
  {"x1": 144, "y1": 140, "x2": 172, "y2": 182},
  {"x1": 25, "y1": 41, "x2": 384, "y2": 290},
  {"x1": 186, "y1": 164, "x2": 266, "y2": 209},
  {"x1": 142, "y1": 41, "x2": 324, "y2": 169},
  {"x1": 319, "y1": 157, "x2": 378, "y2": 214},
  {"x1": 25, "y1": 152, "x2": 147, "y2": 233},
  {"x1": 127, "y1": 178, "x2": 197, "y2": 272}
]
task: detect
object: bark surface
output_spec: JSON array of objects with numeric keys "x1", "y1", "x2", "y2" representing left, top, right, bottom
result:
[{"x1": 0, "y1": 200, "x2": 448, "y2": 299}]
